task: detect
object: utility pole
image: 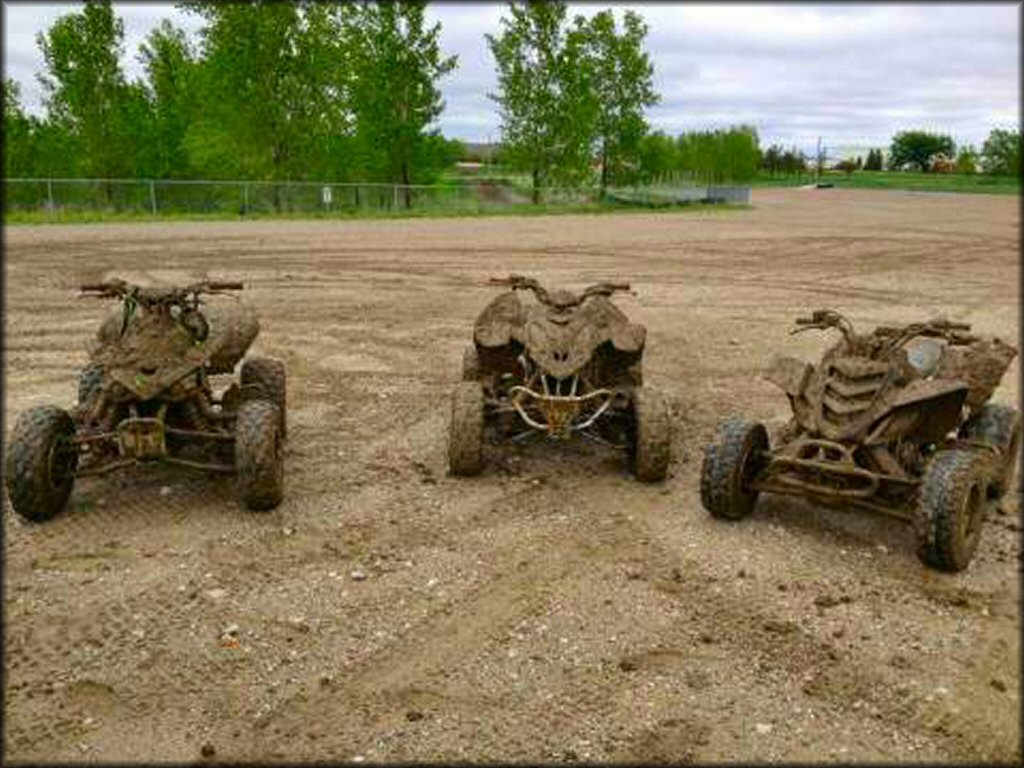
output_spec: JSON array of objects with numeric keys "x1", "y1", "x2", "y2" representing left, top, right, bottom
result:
[{"x1": 815, "y1": 136, "x2": 823, "y2": 183}]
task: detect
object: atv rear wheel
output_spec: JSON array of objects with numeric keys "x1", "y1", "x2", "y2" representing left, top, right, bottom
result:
[
  {"x1": 235, "y1": 399, "x2": 284, "y2": 511},
  {"x1": 960, "y1": 403, "x2": 1020, "y2": 498},
  {"x1": 462, "y1": 345, "x2": 481, "y2": 382},
  {"x1": 5, "y1": 406, "x2": 78, "y2": 522},
  {"x1": 241, "y1": 357, "x2": 287, "y2": 440},
  {"x1": 916, "y1": 449, "x2": 990, "y2": 572},
  {"x1": 449, "y1": 382, "x2": 485, "y2": 476},
  {"x1": 77, "y1": 363, "x2": 104, "y2": 407},
  {"x1": 700, "y1": 418, "x2": 768, "y2": 520},
  {"x1": 631, "y1": 388, "x2": 670, "y2": 481}
]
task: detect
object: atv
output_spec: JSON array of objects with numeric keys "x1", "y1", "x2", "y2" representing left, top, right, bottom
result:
[
  {"x1": 449, "y1": 274, "x2": 671, "y2": 480},
  {"x1": 701, "y1": 309, "x2": 1019, "y2": 572},
  {"x1": 4, "y1": 278, "x2": 287, "y2": 521}
]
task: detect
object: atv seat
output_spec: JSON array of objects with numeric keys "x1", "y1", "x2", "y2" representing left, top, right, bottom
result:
[{"x1": 905, "y1": 338, "x2": 945, "y2": 378}]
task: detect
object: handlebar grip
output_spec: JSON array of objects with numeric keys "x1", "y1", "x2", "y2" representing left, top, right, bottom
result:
[
  {"x1": 608, "y1": 282, "x2": 631, "y2": 291},
  {"x1": 79, "y1": 283, "x2": 112, "y2": 292},
  {"x1": 206, "y1": 281, "x2": 243, "y2": 290},
  {"x1": 794, "y1": 317, "x2": 815, "y2": 325}
]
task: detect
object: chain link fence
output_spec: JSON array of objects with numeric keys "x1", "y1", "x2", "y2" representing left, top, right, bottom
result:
[{"x1": 3, "y1": 177, "x2": 750, "y2": 219}]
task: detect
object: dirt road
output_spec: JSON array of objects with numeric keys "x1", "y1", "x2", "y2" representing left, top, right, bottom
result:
[{"x1": 3, "y1": 188, "x2": 1020, "y2": 762}]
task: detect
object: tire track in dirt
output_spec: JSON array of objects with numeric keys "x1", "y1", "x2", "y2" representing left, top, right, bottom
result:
[{"x1": 4, "y1": 189, "x2": 1018, "y2": 762}]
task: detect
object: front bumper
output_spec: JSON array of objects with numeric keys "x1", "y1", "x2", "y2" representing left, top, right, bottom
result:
[{"x1": 509, "y1": 378, "x2": 615, "y2": 439}]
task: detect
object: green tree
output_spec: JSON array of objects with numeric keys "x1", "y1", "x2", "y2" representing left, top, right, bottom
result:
[
  {"x1": 761, "y1": 143, "x2": 783, "y2": 176},
  {"x1": 781, "y1": 146, "x2": 807, "y2": 176},
  {"x1": 3, "y1": 79, "x2": 36, "y2": 178},
  {"x1": 573, "y1": 9, "x2": 658, "y2": 195},
  {"x1": 888, "y1": 130, "x2": 955, "y2": 172},
  {"x1": 138, "y1": 20, "x2": 197, "y2": 178},
  {"x1": 980, "y1": 128, "x2": 1020, "y2": 176},
  {"x1": 37, "y1": 0, "x2": 136, "y2": 181},
  {"x1": 638, "y1": 130, "x2": 679, "y2": 183},
  {"x1": 955, "y1": 145, "x2": 978, "y2": 174},
  {"x1": 185, "y1": 1, "x2": 343, "y2": 187},
  {"x1": 835, "y1": 158, "x2": 857, "y2": 174},
  {"x1": 339, "y1": 1, "x2": 458, "y2": 204},
  {"x1": 488, "y1": 1, "x2": 593, "y2": 203},
  {"x1": 677, "y1": 126, "x2": 759, "y2": 185}
]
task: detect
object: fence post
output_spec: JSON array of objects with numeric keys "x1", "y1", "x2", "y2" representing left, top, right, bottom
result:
[
  {"x1": 149, "y1": 180, "x2": 157, "y2": 215},
  {"x1": 47, "y1": 178, "x2": 55, "y2": 215},
  {"x1": 393, "y1": 184, "x2": 399, "y2": 209},
  {"x1": 242, "y1": 183, "x2": 249, "y2": 216}
]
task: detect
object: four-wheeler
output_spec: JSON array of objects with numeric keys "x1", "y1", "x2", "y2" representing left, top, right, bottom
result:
[
  {"x1": 700, "y1": 309, "x2": 1019, "y2": 572},
  {"x1": 4, "y1": 278, "x2": 287, "y2": 521},
  {"x1": 9, "y1": 274, "x2": 1017, "y2": 577},
  {"x1": 449, "y1": 274, "x2": 671, "y2": 480}
]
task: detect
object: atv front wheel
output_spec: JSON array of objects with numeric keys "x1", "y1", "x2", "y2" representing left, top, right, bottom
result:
[
  {"x1": 235, "y1": 399, "x2": 284, "y2": 511},
  {"x1": 916, "y1": 449, "x2": 990, "y2": 572},
  {"x1": 449, "y1": 382, "x2": 485, "y2": 476},
  {"x1": 700, "y1": 418, "x2": 768, "y2": 520},
  {"x1": 462, "y1": 345, "x2": 481, "y2": 382},
  {"x1": 960, "y1": 403, "x2": 1020, "y2": 498},
  {"x1": 631, "y1": 388, "x2": 670, "y2": 481},
  {"x1": 77, "y1": 363, "x2": 104, "y2": 407},
  {"x1": 241, "y1": 357, "x2": 287, "y2": 440},
  {"x1": 5, "y1": 406, "x2": 78, "y2": 522}
]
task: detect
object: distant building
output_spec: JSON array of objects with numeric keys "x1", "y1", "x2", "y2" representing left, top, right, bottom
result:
[{"x1": 930, "y1": 153, "x2": 956, "y2": 173}]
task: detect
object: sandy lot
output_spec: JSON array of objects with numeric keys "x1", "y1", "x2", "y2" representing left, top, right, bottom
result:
[{"x1": 3, "y1": 188, "x2": 1020, "y2": 763}]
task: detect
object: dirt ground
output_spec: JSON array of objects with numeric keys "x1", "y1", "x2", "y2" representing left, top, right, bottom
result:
[{"x1": 3, "y1": 187, "x2": 1020, "y2": 763}]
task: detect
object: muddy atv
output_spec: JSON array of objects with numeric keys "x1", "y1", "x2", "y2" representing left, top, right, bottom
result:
[
  {"x1": 449, "y1": 274, "x2": 670, "y2": 480},
  {"x1": 4, "y1": 278, "x2": 287, "y2": 521},
  {"x1": 701, "y1": 309, "x2": 1019, "y2": 572}
]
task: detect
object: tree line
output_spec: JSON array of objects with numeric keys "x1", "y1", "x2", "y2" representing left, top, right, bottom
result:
[
  {"x1": 801, "y1": 130, "x2": 1018, "y2": 177},
  {"x1": 637, "y1": 128, "x2": 762, "y2": 184},
  {"x1": 885, "y1": 129, "x2": 1019, "y2": 175},
  {"x1": 3, "y1": 0, "x2": 1019, "y2": 206},
  {"x1": 4, "y1": 0, "x2": 662, "y2": 204},
  {"x1": 4, "y1": 0, "x2": 461, "y2": 204}
]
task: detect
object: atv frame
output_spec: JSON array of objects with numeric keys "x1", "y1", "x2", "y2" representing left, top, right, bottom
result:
[
  {"x1": 701, "y1": 309, "x2": 1019, "y2": 572},
  {"x1": 449, "y1": 274, "x2": 670, "y2": 480},
  {"x1": 5, "y1": 279, "x2": 287, "y2": 521}
]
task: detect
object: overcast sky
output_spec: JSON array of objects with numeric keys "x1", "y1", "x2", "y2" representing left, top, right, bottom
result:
[{"x1": 3, "y1": 2, "x2": 1019, "y2": 157}]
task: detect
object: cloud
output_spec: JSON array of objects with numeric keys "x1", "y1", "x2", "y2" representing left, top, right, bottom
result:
[{"x1": 3, "y1": 1, "x2": 1018, "y2": 153}]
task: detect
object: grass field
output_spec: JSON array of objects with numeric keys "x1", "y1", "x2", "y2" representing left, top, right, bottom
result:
[
  {"x1": 752, "y1": 169, "x2": 1019, "y2": 194},
  {"x1": 3, "y1": 198, "x2": 745, "y2": 226}
]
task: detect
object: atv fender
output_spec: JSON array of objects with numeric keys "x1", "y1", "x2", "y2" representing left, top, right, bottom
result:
[
  {"x1": 935, "y1": 338, "x2": 1017, "y2": 410},
  {"x1": 610, "y1": 323, "x2": 646, "y2": 354},
  {"x1": 204, "y1": 301, "x2": 260, "y2": 374},
  {"x1": 94, "y1": 306, "x2": 126, "y2": 350},
  {"x1": 865, "y1": 379, "x2": 968, "y2": 445},
  {"x1": 764, "y1": 355, "x2": 813, "y2": 398},
  {"x1": 474, "y1": 292, "x2": 525, "y2": 348}
]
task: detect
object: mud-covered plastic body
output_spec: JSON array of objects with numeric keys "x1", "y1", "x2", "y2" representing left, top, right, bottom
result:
[
  {"x1": 450, "y1": 274, "x2": 669, "y2": 481},
  {"x1": 4, "y1": 279, "x2": 285, "y2": 522},
  {"x1": 702, "y1": 308, "x2": 1019, "y2": 572},
  {"x1": 474, "y1": 288, "x2": 646, "y2": 385},
  {"x1": 94, "y1": 299, "x2": 259, "y2": 376}
]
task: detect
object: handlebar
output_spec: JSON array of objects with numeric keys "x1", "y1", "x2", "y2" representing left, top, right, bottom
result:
[
  {"x1": 488, "y1": 274, "x2": 632, "y2": 306},
  {"x1": 875, "y1": 319, "x2": 971, "y2": 335},
  {"x1": 790, "y1": 308, "x2": 979, "y2": 349},
  {"x1": 790, "y1": 309, "x2": 854, "y2": 339},
  {"x1": 79, "y1": 279, "x2": 243, "y2": 302}
]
